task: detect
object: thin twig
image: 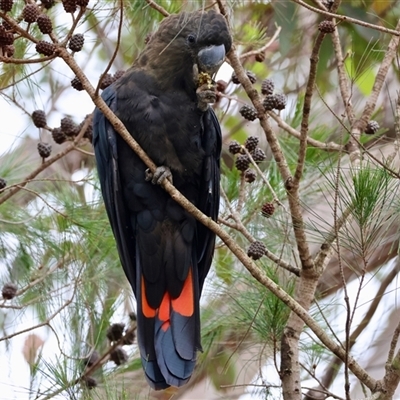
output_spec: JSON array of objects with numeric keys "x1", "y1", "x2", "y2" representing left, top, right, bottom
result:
[
  {"x1": 220, "y1": 188, "x2": 299, "y2": 276},
  {"x1": 239, "y1": 26, "x2": 282, "y2": 60},
  {"x1": 72, "y1": 146, "x2": 95, "y2": 156},
  {"x1": 95, "y1": 0, "x2": 124, "y2": 96},
  {"x1": 0, "y1": 55, "x2": 56, "y2": 64},
  {"x1": 39, "y1": 323, "x2": 137, "y2": 400},
  {"x1": 308, "y1": 260, "x2": 400, "y2": 397},
  {"x1": 241, "y1": 146, "x2": 285, "y2": 208},
  {"x1": 331, "y1": 26, "x2": 356, "y2": 125},
  {"x1": 0, "y1": 289, "x2": 76, "y2": 342},
  {"x1": 0, "y1": 116, "x2": 91, "y2": 204},
  {"x1": 291, "y1": 0, "x2": 400, "y2": 37},
  {"x1": 1, "y1": 62, "x2": 52, "y2": 90},
  {"x1": 348, "y1": 19, "x2": 400, "y2": 165},
  {"x1": 144, "y1": 0, "x2": 170, "y2": 17},
  {"x1": 267, "y1": 111, "x2": 343, "y2": 152},
  {"x1": 18, "y1": 254, "x2": 73, "y2": 297},
  {"x1": 0, "y1": 146, "x2": 75, "y2": 204},
  {"x1": 301, "y1": 362, "x2": 346, "y2": 400},
  {"x1": 294, "y1": 30, "x2": 327, "y2": 184},
  {"x1": 313, "y1": 206, "x2": 352, "y2": 273},
  {"x1": 60, "y1": 8, "x2": 86, "y2": 47}
]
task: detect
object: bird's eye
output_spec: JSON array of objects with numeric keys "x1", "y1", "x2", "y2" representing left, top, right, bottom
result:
[{"x1": 187, "y1": 34, "x2": 196, "y2": 44}]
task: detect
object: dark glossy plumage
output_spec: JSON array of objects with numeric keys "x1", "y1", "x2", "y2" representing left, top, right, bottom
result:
[{"x1": 93, "y1": 9, "x2": 231, "y2": 389}]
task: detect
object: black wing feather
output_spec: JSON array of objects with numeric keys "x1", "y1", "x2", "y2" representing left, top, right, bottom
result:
[
  {"x1": 93, "y1": 86, "x2": 137, "y2": 289},
  {"x1": 196, "y1": 108, "x2": 221, "y2": 291}
]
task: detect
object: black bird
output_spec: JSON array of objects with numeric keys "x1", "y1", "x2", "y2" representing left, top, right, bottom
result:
[{"x1": 93, "y1": 10, "x2": 231, "y2": 389}]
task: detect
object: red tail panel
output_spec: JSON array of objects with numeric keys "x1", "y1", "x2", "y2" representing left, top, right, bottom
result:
[
  {"x1": 171, "y1": 268, "x2": 194, "y2": 317},
  {"x1": 159, "y1": 291, "x2": 171, "y2": 331},
  {"x1": 141, "y1": 277, "x2": 156, "y2": 318}
]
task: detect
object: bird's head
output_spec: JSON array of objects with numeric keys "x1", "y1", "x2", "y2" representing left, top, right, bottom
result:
[{"x1": 138, "y1": 10, "x2": 232, "y2": 89}]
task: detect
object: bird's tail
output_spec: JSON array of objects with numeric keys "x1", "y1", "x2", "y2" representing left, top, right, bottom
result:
[{"x1": 137, "y1": 267, "x2": 200, "y2": 390}]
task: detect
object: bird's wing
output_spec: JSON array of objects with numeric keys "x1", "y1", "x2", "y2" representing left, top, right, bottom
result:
[
  {"x1": 196, "y1": 108, "x2": 221, "y2": 292},
  {"x1": 92, "y1": 86, "x2": 137, "y2": 289}
]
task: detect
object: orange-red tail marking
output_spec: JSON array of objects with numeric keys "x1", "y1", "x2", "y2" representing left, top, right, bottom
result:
[
  {"x1": 159, "y1": 291, "x2": 171, "y2": 331},
  {"x1": 171, "y1": 268, "x2": 194, "y2": 317},
  {"x1": 141, "y1": 277, "x2": 156, "y2": 318},
  {"x1": 141, "y1": 268, "x2": 194, "y2": 331}
]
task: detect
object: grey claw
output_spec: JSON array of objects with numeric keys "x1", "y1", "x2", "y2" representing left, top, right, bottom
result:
[
  {"x1": 197, "y1": 83, "x2": 217, "y2": 111},
  {"x1": 145, "y1": 168, "x2": 153, "y2": 182},
  {"x1": 145, "y1": 166, "x2": 173, "y2": 185}
]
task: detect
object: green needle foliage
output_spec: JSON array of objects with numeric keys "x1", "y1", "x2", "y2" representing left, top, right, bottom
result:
[{"x1": 1, "y1": 1, "x2": 400, "y2": 399}]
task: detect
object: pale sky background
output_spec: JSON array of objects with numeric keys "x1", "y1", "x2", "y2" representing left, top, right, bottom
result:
[{"x1": 1, "y1": 3, "x2": 400, "y2": 399}]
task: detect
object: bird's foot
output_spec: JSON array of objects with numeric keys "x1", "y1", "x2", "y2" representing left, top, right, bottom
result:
[
  {"x1": 145, "y1": 166, "x2": 173, "y2": 185},
  {"x1": 196, "y1": 82, "x2": 217, "y2": 112}
]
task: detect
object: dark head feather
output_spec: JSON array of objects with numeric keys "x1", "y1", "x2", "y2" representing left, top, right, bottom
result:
[{"x1": 135, "y1": 10, "x2": 231, "y2": 88}]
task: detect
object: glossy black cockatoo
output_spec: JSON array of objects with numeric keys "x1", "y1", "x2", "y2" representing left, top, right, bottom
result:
[{"x1": 93, "y1": 10, "x2": 231, "y2": 390}]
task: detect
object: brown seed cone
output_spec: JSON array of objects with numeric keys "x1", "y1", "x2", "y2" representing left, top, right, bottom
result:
[
  {"x1": 76, "y1": 0, "x2": 89, "y2": 7},
  {"x1": 233, "y1": 70, "x2": 257, "y2": 84},
  {"x1": 0, "y1": 25, "x2": 14, "y2": 46},
  {"x1": 99, "y1": 73, "x2": 115, "y2": 90},
  {"x1": 41, "y1": 0, "x2": 55, "y2": 9},
  {"x1": 255, "y1": 52, "x2": 265, "y2": 62},
  {"x1": 32, "y1": 110, "x2": 47, "y2": 128},
  {"x1": 246, "y1": 70, "x2": 257, "y2": 84},
  {"x1": 110, "y1": 346, "x2": 128, "y2": 366},
  {"x1": 0, "y1": 0, "x2": 13, "y2": 12},
  {"x1": 68, "y1": 33, "x2": 84, "y2": 52},
  {"x1": 62, "y1": 0, "x2": 77, "y2": 13},
  {"x1": 0, "y1": 31, "x2": 14, "y2": 46},
  {"x1": 261, "y1": 202, "x2": 275, "y2": 218},
  {"x1": 252, "y1": 148, "x2": 266, "y2": 163},
  {"x1": 37, "y1": 14, "x2": 53, "y2": 34},
  {"x1": 0, "y1": 178, "x2": 7, "y2": 190},
  {"x1": 83, "y1": 350, "x2": 99, "y2": 368},
  {"x1": 263, "y1": 95, "x2": 277, "y2": 111},
  {"x1": 2, "y1": 19, "x2": 13, "y2": 30},
  {"x1": 216, "y1": 79, "x2": 227, "y2": 93},
  {"x1": 244, "y1": 169, "x2": 257, "y2": 183},
  {"x1": 235, "y1": 154, "x2": 250, "y2": 172},
  {"x1": 71, "y1": 76, "x2": 84, "y2": 91},
  {"x1": 2, "y1": 44, "x2": 14, "y2": 56},
  {"x1": 37, "y1": 142, "x2": 52, "y2": 158},
  {"x1": 318, "y1": 20, "x2": 335, "y2": 34},
  {"x1": 61, "y1": 117, "x2": 78, "y2": 137},
  {"x1": 82, "y1": 376, "x2": 97, "y2": 389},
  {"x1": 274, "y1": 94, "x2": 287, "y2": 110},
  {"x1": 2, "y1": 282, "x2": 18, "y2": 299},
  {"x1": 22, "y1": 4, "x2": 39, "y2": 23},
  {"x1": 36, "y1": 40, "x2": 56, "y2": 56},
  {"x1": 228, "y1": 140, "x2": 242, "y2": 155},
  {"x1": 244, "y1": 136, "x2": 259, "y2": 152},
  {"x1": 247, "y1": 241, "x2": 266, "y2": 260},
  {"x1": 365, "y1": 120, "x2": 380, "y2": 135},
  {"x1": 52, "y1": 127, "x2": 67, "y2": 144},
  {"x1": 79, "y1": 115, "x2": 93, "y2": 141},
  {"x1": 239, "y1": 105, "x2": 258, "y2": 121},
  {"x1": 106, "y1": 323, "x2": 125, "y2": 342},
  {"x1": 113, "y1": 70, "x2": 125, "y2": 81},
  {"x1": 122, "y1": 330, "x2": 136, "y2": 345},
  {"x1": 261, "y1": 78, "x2": 274, "y2": 96}
]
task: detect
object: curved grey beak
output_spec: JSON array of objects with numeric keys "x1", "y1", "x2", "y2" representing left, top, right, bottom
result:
[{"x1": 197, "y1": 44, "x2": 226, "y2": 75}]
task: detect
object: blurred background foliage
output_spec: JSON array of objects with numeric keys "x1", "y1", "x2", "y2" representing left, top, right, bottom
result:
[{"x1": 1, "y1": 0, "x2": 400, "y2": 399}]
